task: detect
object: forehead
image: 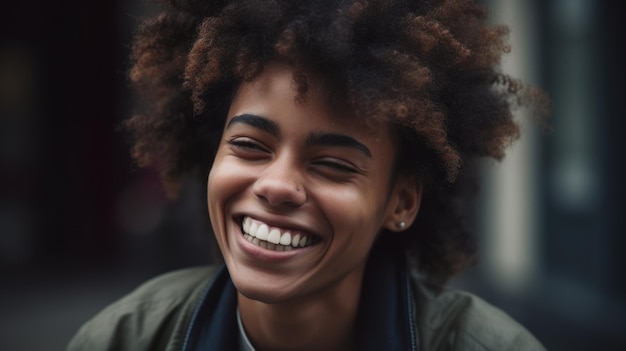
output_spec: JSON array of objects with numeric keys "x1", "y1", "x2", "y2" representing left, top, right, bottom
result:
[{"x1": 229, "y1": 62, "x2": 388, "y2": 138}]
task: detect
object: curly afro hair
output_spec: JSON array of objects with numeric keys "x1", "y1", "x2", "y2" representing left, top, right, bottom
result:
[{"x1": 124, "y1": 0, "x2": 548, "y2": 284}]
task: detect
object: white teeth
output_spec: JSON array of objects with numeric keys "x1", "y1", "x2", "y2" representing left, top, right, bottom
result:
[
  {"x1": 280, "y1": 232, "x2": 291, "y2": 246},
  {"x1": 242, "y1": 216, "x2": 315, "y2": 250},
  {"x1": 267, "y1": 229, "x2": 281, "y2": 244},
  {"x1": 291, "y1": 233, "x2": 301, "y2": 247},
  {"x1": 256, "y1": 224, "x2": 269, "y2": 241},
  {"x1": 243, "y1": 217, "x2": 250, "y2": 233},
  {"x1": 249, "y1": 222, "x2": 258, "y2": 236}
]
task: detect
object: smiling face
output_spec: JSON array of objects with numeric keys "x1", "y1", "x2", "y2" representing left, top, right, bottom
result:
[{"x1": 207, "y1": 62, "x2": 419, "y2": 304}]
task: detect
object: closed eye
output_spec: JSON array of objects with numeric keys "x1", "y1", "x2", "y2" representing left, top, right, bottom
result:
[
  {"x1": 227, "y1": 137, "x2": 269, "y2": 154},
  {"x1": 312, "y1": 158, "x2": 360, "y2": 174}
]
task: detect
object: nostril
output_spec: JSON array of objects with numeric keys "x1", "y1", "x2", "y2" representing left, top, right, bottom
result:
[
  {"x1": 255, "y1": 191, "x2": 303, "y2": 208},
  {"x1": 253, "y1": 177, "x2": 306, "y2": 207}
]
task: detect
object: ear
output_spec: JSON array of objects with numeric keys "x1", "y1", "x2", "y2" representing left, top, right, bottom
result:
[{"x1": 383, "y1": 175, "x2": 422, "y2": 232}]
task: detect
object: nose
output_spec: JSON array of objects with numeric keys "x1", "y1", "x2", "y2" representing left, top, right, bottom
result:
[{"x1": 252, "y1": 157, "x2": 306, "y2": 208}]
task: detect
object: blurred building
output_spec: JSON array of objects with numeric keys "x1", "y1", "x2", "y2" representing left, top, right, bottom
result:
[{"x1": 453, "y1": 0, "x2": 626, "y2": 349}]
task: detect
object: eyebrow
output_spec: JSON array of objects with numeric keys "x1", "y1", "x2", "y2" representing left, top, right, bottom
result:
[
  {"x1": 227, "y1": 114, "x2": 280, "y2": 137},
  {"x1": 226, "y1": 113, "x2": 371, "y2": 158},
  {"x1": 306, "y1": 132, "x2": 372, "y2": 158}
]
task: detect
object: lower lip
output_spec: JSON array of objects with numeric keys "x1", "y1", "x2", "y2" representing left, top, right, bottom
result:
[{"x1": 236, "y1": 226, "x2": 308, "y2": 262}]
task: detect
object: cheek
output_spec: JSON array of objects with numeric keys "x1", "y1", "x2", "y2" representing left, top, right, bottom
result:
[
  {"x1": 206, "y1": 167, "x2": 224, "y2": 237},
  {"x1": 208, "y1": 153, "x2": 250, "y2": 189},
  {"x1": 207, "y1": 158, "x2": 249, "y2": 218},
  {"x1": 315, "y1": 182, "x2": 387, "y2": 238}
]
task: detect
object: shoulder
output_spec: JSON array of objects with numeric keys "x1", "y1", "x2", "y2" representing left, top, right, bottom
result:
[
  {"x1": 67, "y1": 265, "x2": 221, "y2": 351},
  {"x1": 411, "y1": 275, "x2": 546, "y2": 351},
  {"x1": 119, "y1": 265, "x2": 220, "y2": 303}
]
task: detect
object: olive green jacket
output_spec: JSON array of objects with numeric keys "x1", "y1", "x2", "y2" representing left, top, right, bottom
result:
[{"x1": 67, "y1": 248, "x2": 545, "y2": 351}]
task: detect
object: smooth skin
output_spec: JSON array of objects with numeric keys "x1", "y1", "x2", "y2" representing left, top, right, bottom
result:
[{"x1": 207, "y1": 62, "x2": 421, "y2": 351}]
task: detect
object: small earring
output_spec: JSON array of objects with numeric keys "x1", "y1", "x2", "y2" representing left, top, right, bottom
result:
[{"x1": 398, "y1": 221, "x2": 406, "y2": 229}]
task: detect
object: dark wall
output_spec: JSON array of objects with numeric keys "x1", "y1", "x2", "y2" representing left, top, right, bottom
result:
[
  {"x1": 2, "y1": 1, "x2": 213, "y2": 277},
  {"x1": 2, "y1": 2, "x2": 125, "y2": 273}
]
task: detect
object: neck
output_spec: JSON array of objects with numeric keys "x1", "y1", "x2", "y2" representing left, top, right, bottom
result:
[{"x1": 237, "y1": 268, "x2": 365, "y2": 351}]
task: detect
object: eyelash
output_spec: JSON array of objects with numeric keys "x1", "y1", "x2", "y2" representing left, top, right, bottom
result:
[
  {"x1": 227, "y1": 138, "x2": 267, "y2": 152},
  {"x1": 313, "y1": 159, "x2": 359, "y2": 174},
  {"x1": 227, "y1": 137, "x2": 359, "y2": 174}
]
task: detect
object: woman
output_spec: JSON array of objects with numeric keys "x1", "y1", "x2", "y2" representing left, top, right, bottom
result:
[{"x1": 68, "y1": 0, "x2": 548, "y2": 350}]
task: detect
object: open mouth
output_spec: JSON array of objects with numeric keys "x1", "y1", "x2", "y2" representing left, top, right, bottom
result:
[{"x1": 241, "y1": 216, "x2": 319, "y2": 251}]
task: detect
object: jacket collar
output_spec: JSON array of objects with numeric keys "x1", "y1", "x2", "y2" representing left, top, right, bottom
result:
[
  {"x1": 182, "y1": 240, "x2": 418, "y2": 351},
  {"x1": 181, "y1": 264, "x2": 238, "y2": 351},
  {"x1": 356, "y1": 239, "x2": 419, "y2": 351}
]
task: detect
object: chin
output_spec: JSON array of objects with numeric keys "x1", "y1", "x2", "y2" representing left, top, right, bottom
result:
[{"x1": 233, "y1": 277, "x2": 295, "y2": 304}]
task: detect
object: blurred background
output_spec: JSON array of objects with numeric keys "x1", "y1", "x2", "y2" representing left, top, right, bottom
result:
[{"x1": 1, "y1": 0, "x2": 624, "y2": 350}]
